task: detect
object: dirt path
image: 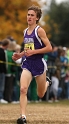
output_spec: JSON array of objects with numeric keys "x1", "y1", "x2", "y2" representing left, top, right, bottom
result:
[{"x1": 0, "y1": 101, "x2": 69, "y2": 124}]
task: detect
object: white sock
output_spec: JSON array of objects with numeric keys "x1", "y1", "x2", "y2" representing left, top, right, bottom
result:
[{"x1": 22, "y1": 114, "x2": 26, "y2": 119}]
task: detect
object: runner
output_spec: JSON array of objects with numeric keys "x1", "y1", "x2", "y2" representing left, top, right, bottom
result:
[{"x1": 12, "y1": 5, "x2": 52, "y2": 124}]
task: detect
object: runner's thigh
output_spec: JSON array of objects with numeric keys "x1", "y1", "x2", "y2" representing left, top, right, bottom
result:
[
  {"x1": 35, "y1": 72, "x2": 46, "y2": 92},
  {"x1": 20, "y1": 69, "x2": 32, "y2": 89}
]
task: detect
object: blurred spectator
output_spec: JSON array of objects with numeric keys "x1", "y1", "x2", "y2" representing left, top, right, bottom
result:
[
  {"x1": 65, "y1": 70, "x2": 69, "y2": 99},
  {"x1": 55, "y1": 47, "x2": 63, "y2": 78},
  {"x1": 59, "y1": 48, "x2": 68, "y2": 99},
  {"x1": 64, "y1": 47, "x2": 69, "y2": 99},
  {"x1": 0, "y1": 38, "x2": 10, "y2": 103},
  {"x1": 4, "y1": 41, "x2": 17, "y2": 103},
  {"x1": 12, "y1": 44, "x2": 22, "y2": 103},
  {"x1": 15, "y1": 44, "x2": 21, "y2": 53},
  {"x1": 55, "y1": 47, "x2": 69, "y2": 99},
  {"x1": 49, "y1": 69, "x2": 62, "y2": 102},
  {"x1": 46, "y1": 42, "x2": 58, "y2": 78},
  {"x1": 44, "y1": 43, "x2": 58, "y2": 101},
  {"x1": 66, "y1": 47, "x2": 69, "y2": 62},
  {"x1": 0, "y1": 41, "x2": 2, "y2": 46}
]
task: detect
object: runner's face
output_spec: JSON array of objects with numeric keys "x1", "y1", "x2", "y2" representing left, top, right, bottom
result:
[{"x1": 27, "y1": 10, "x2": 38, "y2": 25}]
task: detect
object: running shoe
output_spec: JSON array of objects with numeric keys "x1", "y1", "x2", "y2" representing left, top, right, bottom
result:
[
  {"x1": 17, "y1": 117, "x2": 27, "y2": 124},
  {"x1": 46, "y1": 76, "x2": 52, "y2": 86}
]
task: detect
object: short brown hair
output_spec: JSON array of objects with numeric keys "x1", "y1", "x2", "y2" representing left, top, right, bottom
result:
[{"x1": 28, "y1": 5, "x2": 42, "y2": 24}]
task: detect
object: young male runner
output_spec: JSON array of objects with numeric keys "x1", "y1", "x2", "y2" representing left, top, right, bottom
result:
[{"x1": 12, "y1": 5, "x2": 52, "y2": 124}]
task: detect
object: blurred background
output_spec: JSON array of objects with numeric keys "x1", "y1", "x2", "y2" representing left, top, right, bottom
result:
[
  {"x1": 0, "y1": 0, "x2": 69, "y2": 104},
  {"x1": 0, "y1": 0, "x2": 69, "y2": 46}
]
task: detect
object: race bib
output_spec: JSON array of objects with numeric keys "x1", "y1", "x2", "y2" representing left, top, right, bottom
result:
[{"x1": 24, "y1": 43, "x2": 34, "y2": 50}]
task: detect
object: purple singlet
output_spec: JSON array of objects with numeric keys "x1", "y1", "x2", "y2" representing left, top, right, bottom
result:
[{"x1": 21, "y1": 26, "x2": 47, "y2": 77}]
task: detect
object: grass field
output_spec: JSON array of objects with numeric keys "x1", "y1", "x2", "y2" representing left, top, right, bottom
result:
[{"x1": 0, "y1": 100, "x2": 69, "y2": 124}]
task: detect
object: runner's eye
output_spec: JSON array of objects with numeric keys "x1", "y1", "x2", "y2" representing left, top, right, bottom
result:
[
  {"x1": 27, "y1": 14, "x2": 30, "y2": 16},
  {"x1": 31, "y1": 14, "x2": 34, "y2": 16},
  {"x1": 27, "y1": 14, "x2": 34, "y2": 16}
]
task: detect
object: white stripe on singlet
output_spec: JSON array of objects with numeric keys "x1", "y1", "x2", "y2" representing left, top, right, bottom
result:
[
  {"x1": 42, "y1": 58, "x2": 48, "y2": 72},
  {"x1": 35, "y1": 26, "x2": 42, "y2": 46},
  {"x1": 24, "y1": 28, "x2": 28, "y2": 36}
]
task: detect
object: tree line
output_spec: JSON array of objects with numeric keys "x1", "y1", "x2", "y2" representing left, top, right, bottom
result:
[
  {"x1": 0, "y1": 0, "x2": 69, "y2": 46},
  {"x1": 43, "y1": 0, "x2": 69, "y2": 46}
]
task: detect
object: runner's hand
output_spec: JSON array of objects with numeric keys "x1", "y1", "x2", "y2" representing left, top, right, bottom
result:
[
  {"x1": 24, "y1": 49, "x2": 35, "y2": 57},
  {"x1": 12, "y1": 53, "x2": 21, "y2": 61}
]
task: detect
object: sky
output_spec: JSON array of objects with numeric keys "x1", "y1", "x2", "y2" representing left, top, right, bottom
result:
[
  {"x1": 55, "y1": 0, "x2": 68, "y2": 4},
  {"x1": 41, "y1": 0, "x2": 68, "y2": 5},
  {"x1": 40, "y1": 0, "x2": 68, "y2": 10},
  {"x1": 40, "y1": 0, "x2": 68, "y2": 25}
]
